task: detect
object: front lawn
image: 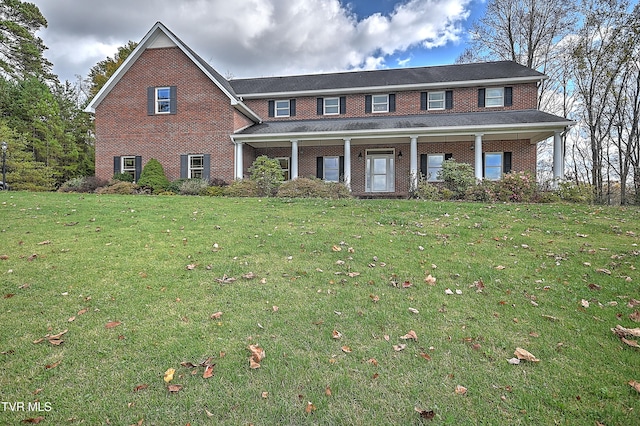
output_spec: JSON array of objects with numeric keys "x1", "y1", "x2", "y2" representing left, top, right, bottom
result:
[{"x1": 1, "y1": 193, "x2": 638, "y2": 425}]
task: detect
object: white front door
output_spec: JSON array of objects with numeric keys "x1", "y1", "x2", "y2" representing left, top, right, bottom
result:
[{"x1": 366, "y1": 150, "x2": 395, "y2": 192}]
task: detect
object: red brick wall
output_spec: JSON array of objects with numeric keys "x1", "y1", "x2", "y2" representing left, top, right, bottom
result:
[
  {"x1": 242, "y1": 83, "x2": 539, "y2": 121},
  {"x1": 94, "y1": 46, "x2": 237, "y2": 182}
]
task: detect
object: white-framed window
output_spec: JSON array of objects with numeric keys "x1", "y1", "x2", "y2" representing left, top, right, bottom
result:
[
  {"x1": 277, "y1": 157, "x2": 290, "y2": 181},
  {"x1": 365, "y1": 149, "x2": 395, "y2": 192},
  {"x1": 427, "y1": 91, "x2": 445, "y2": 110},
  {"x1": 426, "y1": 154, "x2": 445, "y2": 181},
  {"x1": 155, "y1": 87, "x2": 171, "y2": 114},
  {"x1": 324, "y1": 98, "x2": 340, "y2": 115},
  {"x1": 485, "y1": 88, "x2": 504, "y2": 107},
  {"x1": 323, "y1": 156, "x2": 340, "y2": 182},
  {"x1": 121, "y1": 156, "x2": 136, "y2": 180},
  {"x1": 372, "y1": 94, "x2": 389, "y2": 113},
  {"x1": 189, "y1": 154, "x2": 204, "y2": 179},
  {"x1": 275, "y1": 100, "x2": 290, "y2": 117},
  {"x1": 484, "y1": 152, "x2": 503, "y2": 180}
]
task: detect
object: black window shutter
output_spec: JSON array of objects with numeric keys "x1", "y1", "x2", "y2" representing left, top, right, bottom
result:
[
  {"x1": 290, "y1": 99, "x2": 296, "y2": 117},
  {"x1": 420, "y1": 154, "x2": 428, "y2": 177},
  {"x1": 420, "y1": 92, "x2": 427, "y2": 110},
  {"x1": 316, "y1": 157, "x2": 323, "y2": 179},
  {"x1": 339, "y1": 96, "x2": 346, "y2": 114},
  {"x1": 135, "y1": 156, "x2": 142, "y2": 181},
  {"x1": 317, "y1": 98, "x2": 323, "y2": 115},
  {"x1": 113, "y1": 156, "x2": 121, "y2": 174},
  {"x1": 169, "y1": 86, "x2": 177, "y2": 114},
  {"x1": 445, "y1": 90, "x2": 453, "y2": 110},
  {"x1": 268, "y1": 100, "x2": 275, "y2": 117},
  {"x1": 482, "y1": 153, "x2": 486, "y2": 178},
  {"x1": 504, "y1": 87, "x2": 513, "y2": 106},
  {"x1": 478, "y1": 88, "x2": 485, "y2": 108},
  {"x1": 339, "y1": 156, "x2": 345, "y2": 182},
  {"x1": 180, "y1": 155, "x2": 188, "y2": 179},
  {"x1": 503, "y1": 152, "x2": 512, "y2": 174},
  {"x1": 389, "y1": 94, "x2": 396, "y2": 112},
  {"x1": 365, "y1": 95, "x2": 372, "y2": 113},
  {"x1": 203, "y1": 154, "x2": 211, "y2": 181},
  {"x1": 147, "y1": 87, "x2": 155, "y2": 115},
  {"x1": 445, "y1": 153, "x2": 453, "y2": 161}
]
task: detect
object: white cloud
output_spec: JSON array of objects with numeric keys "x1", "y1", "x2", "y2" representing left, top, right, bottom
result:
[{"x1": 32, "y1": 0, "x2": 472, "y2": 82}]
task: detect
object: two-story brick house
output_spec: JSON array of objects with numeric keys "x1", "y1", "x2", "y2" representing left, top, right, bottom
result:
[{"x1": 86, "y1": 22, "x2": 572, "y2": 197}]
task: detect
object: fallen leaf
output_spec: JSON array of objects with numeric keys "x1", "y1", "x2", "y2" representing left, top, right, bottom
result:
[
  {"x1": 21, "y1": 417, "x2": 45, "y2": 424},
  {"x1": 347, "y1": 272, "x2": 360, "y2": 278},
  {"x1": 68, "y1": 316, "x2": 76, "y2": 322},
  {"x1": 341, "y1": 346, "x2": 352, "y2": 353},
  {"x1": 628, "y1": 299, "x2": 640, "y2": 308},
  {"x1": 596, "y1": 268, "x2": 611, "y2": 275},
  {"x1": 215, "y1": 274, "x2": 236, "y2": 284},
  {"x1": 495, "y1": 265, "x2": 506, "y2": 270},
  {"x1": 210, "y1": 312, "x2": 223, "y2": 319},
  {"x1": 588, "y1": 283, "x2": 601, "y2": 290},
  {"x1": 242, "y1": 272, "x2": 256, "y2": 279},
  {"x1": 45, "y1": 360, "x2": 61, "y2": 369},
  {"x1": 167, "y1": 384, "x2": 182, "y2": 393},
  {"x1": 393, "y1": 344, "x2": 406, "y2": 352},
  {"x1": 621, "y1": 338, "x2": 639, "y2": 348},
  {"x1": 507, "y1": 358, "x2": 521, "y2": 365},
  {"x1": 186, "y1": 264, "x2": 197, "y2": 270},
  {"x1": 630, "y1": 311, "x2": 640, "y2": 322},
  {"x1": 261, "y1": 391, "x2": 269, "y2": 399},
  {"x1": 332, "y1": 330, "x2": 342, "y2": 339},
  {"x1": 415, "y1": 407, "x2": 435, "y2": 420},
  {"x1": 455, "y1": 385, "x2": 468, "y2": 395},
  {"x1": 402, "y1": 281, "x2": 412, "y2": 288},
  {"x1": 424, "y1": 274, "x2": 436, "y2": 285},
  {"x1": 366, "y1": 358, "x2": 378, "y2": 366},
  {"x1": 370, "y1": 294, "x2": 380, "y2": 303},
  {"x1": 514, "y1": 347, "x2": 540, "y2": 362},
  {"x1": 445, "y1": 288, "x2": 454, "y2": 295},
  {"x1": 164, "y1": 368, "x2": 175, "y2": 383},
  {"x1": 203, "y1": 364, "x2": 215, "y2": 378},
  {"x1": 0, "y1": 254, "x2": 8, "y2": 260},
  {"x1": 419, "y1": 352, "x2": 432, "y2": 361},
  {"x1": 581, "y1": 299, "x2": 590, "y2": 308},
  {"x1": 37, "y1": 240, "x2": 51, "y2": 245},
  {"x1": 400, "y1": 330, "x2": 418, "y2": 341},
  {"x1": 332, "y1": 245, "x2": 341, "y2": 252},
  {"x1": 248, "y1": 344, "x2": 265, "y2": 368},
  {"x1": 134, "y1": 384, "x2": 148, "y2": 392},
  {"x1": 305, "y1": 401, "x2": 316, "y2": 414},
  {"x1": 629, "y1": 380, "x2": 640, "y2": 393},
  {"x1": 77, "y1": 308, "x2": 88, "y2": 315},
  {"x1": 325, "y1": 386, "x2": 332, "y2": 396},
  {"x1": 105, "y1": 321, "x2": 121, "y2": 329},
  {"x1": 408, "y1": 307, "x2": 419, "y2": 314},
  {"x1": 611, "y1": 325, "x2": 640, "y2": 338}
]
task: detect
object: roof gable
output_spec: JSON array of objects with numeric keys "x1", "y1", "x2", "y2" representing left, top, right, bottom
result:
[{"x1": 84, "y1": 22, "x2": 260, "y2": 122}]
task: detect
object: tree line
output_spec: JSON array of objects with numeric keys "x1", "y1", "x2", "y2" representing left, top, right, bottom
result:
[{"x1": 1, "y1": 0, "x2": 639, "y2": 203}]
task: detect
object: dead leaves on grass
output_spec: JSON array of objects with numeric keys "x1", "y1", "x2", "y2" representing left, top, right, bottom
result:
[
  {"x1": 248, "y1": 344, "x2": 265, "y2": 369},
  {"x1": 33, "y1": 329, "x2": 68, "y2": 346},
  {"x1": 612, "y1": 325, "x2": 640, "y2": 348}
]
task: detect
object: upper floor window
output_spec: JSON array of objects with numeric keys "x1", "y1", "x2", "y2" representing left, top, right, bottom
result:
[
  {"x1": 268, "y1": 99, "x2": 296, "y2": 117},
  {"x1": 478, "y1": 87, "x2": 512, "y2": 108},
  {"x1": 147, "y1": 86, "x2": 176, "y2": 115},
  {"x1": 324, "y1": 98, "x2": 340, "y2": 115},
  {"x1": 427, "y1": 92, "x2": 445, "y2": 110},
  {"x1": 365, "y1": 94, "x2": 396, "y2": 113}
]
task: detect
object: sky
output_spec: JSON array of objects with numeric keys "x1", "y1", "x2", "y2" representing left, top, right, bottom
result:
[{"x1": 29, "y1": 0, "x2": 487, "y2": 83}]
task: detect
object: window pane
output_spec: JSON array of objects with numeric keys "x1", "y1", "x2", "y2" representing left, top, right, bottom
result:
[
  {"x1": 156, "y1": 88, "x2": 170, "y2": 99},
  {"x1": 324, "y1": 156, "x2": 339, "y2": 182},
  {"x1": 427, "y1": 154, "x2": 444, "y2": 167},
  {"x1": 123, "y1": 157, "x2": 135, "y2": 169},
  {"x1": 485, "y1": 153, "x2": 502, "y2": 167},
  {"x1": 373, "y1": 175, "x2": 387, "y2": 191},
  {"x1": 485, "y1": 167, "x2": 501, "y2": 180},
  {"x1": 324, "y1": 98, "x2": 339, "y2": 114},
  {"x1": 373, "y1": 157, "x2": 387, "y2": 173},
  {"x1": 428, "y1": 92, "x2": 445, "y2": 109},
  {"x1": 485, "y1": 88, "x2": 503, "y2": 107},
  {"x1": 372, "y1": 95, "x2": 388, "y2": 112},
  {"x1": 275, "y1": 100, "x2": 290, "y2": 116},
  {"x1": 190, "y1": 156, "x2": 203, "y2": 167}
]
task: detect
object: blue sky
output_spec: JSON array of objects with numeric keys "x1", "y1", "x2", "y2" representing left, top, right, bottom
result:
[{"x1": 30, "y1": 0, "x2": 487, "y2": 83}]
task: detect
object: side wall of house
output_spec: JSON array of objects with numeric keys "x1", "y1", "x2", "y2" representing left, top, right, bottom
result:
[{"x1": 94, "y1": 46, "x2": 237, "y2": 183}]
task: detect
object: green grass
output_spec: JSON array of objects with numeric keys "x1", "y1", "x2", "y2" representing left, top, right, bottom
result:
[{"x1": 0, "y1": 192, "x2": 638, "y2": 425}]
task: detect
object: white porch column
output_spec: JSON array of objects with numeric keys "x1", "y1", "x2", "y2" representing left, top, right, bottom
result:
[
  {"x1": 474, "y1": 134, "x2": 483, "y2": 181},
  {"x1": 409, "y1": 136, "x2": 418, "y2": 190},
  {"x1": 343, "y1": 138, "x2": 351, "y2": 190},
  {"x1": 290, "y1": 139, "x2": 299, "y2": 179},
  {"x1": 235, "y1": 142, "x2": 244, "y2": 180},
  {"x1": 553, "y1": 131, "x2": 564, "y2": 181}
]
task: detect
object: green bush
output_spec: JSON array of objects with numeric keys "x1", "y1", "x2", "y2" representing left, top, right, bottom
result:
[
  {"x1": 59, "y1": 176, "x2": 108, "y2": 193},
  {"x1": 493, "y1": 171, "x2": 537, "y2": 202},
  {"x1": 224, "y1": 179, "x2": 259, "y2": 197},
  {"x1": 557, "y1": 181, "x2": 594, "y2": 204},
  {"x1": 414, "y1": 180, "x2": 441, "y2": 200},
  {"x1": 202, "y1": 186, "x2": 226, "y2": 197},
  {"x1": 112, "y1": 172, "x2": 134, "y2": 183},
  {"x1": 465, "y1": 179, "x2": 497, "y2": 202},
  {"x1": 97, "y1": 181, "x2": 139, "y2": 195},
  {"x1": 137, "y1": 158, "x2": 169, "y2": 194},
  {"x1": 438, "y1": 159, "x2": 475, "y2": 199},
  {"x1": 276, "y1": 177, "x2": 352, "y2": 199},
  {"x1": 249, "y1": 155, "x2": 284, "y2": 197},
  {"x1": 166, "y1": 179, "x2": 188, "y2": 193},
  {"x1": 178, "y1": 178, "x2": 210, "y2": 196}
]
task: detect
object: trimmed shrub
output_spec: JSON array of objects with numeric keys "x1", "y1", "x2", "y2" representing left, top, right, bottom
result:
[
  {"x1": 112, "y1": 172, "x2": 134, "y2": 183},
  {"x1": 202, "y1": 186, "x2": 226, "y2": 197},
  {"x1": 249, "y1": 155, "x2": 284, "y2": 197},
  {"x1": 224, "y1": 179, "x2": 259, "y2": 197},
  {"x1": 166, "y1": 179, "x2": 188, "y2": 193},
  {"x1": 438, "y1": 159, "x2": 475, "y2": 199},
  {"x1": 493, "y1": 171, "x2": 537, "y2": 202},
  {"x1": 97, "y1": 181, "x2": 139, "y2": 195},
  {"x1": 59, "y1": 176, "x2": 108, "y2": 193},
  {"x1": 276, "y1": 177, "x2": 352, "y2": 199},
  {"x1": 415, "y1": 180, "x2": 441, "y2": 200},
  {"x1": 137, "y1": 158, "x2": 169, "y2": 194},
  {"x1": 178, "y1": 178, "x2": 210, "y2": 196},
  {"x1": 465, "y1": 179, "x2": 497, "y2": 202}
]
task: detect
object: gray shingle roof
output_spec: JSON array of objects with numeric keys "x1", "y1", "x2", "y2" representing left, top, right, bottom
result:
[
  {"x1": 237, "y1": 110, "x2": 571, "y2": 136},
  {"x1": 229, "y1": 61, "x2": 545, "y2": 96}
]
